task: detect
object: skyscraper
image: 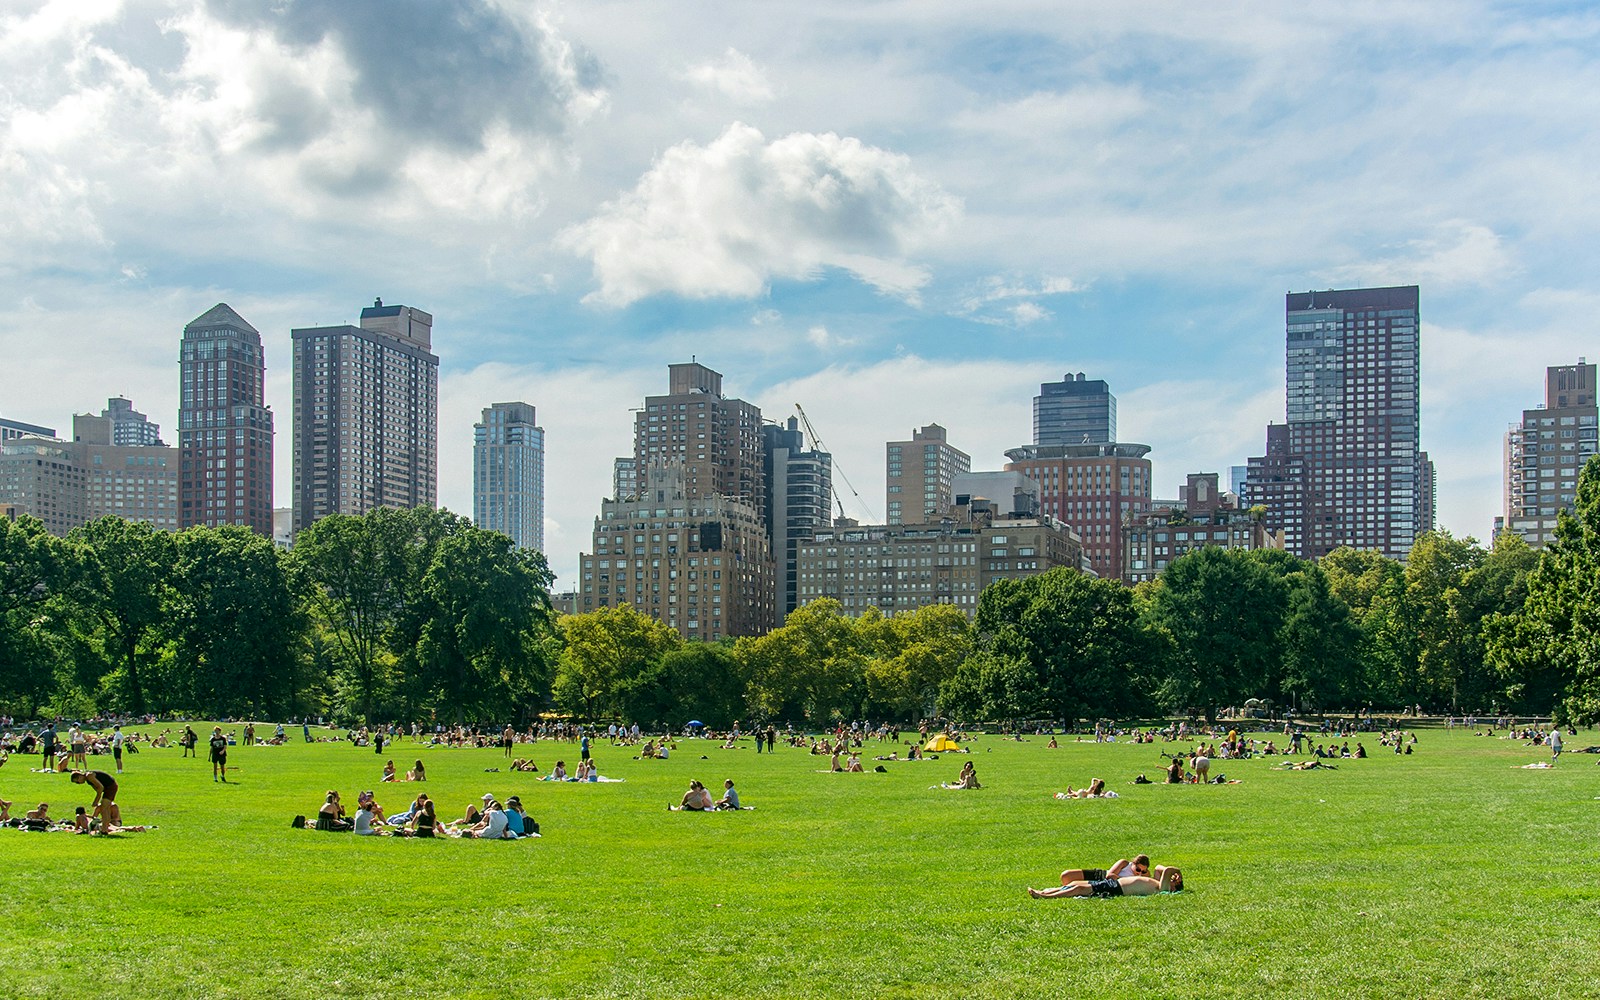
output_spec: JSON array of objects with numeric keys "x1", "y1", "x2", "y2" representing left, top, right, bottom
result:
[
  {"x1": 632, "y1": 362, "x2": 765, "y2": 508},
  {"x1": 473, "y1": 401, "x2": 545, "y2": 552},
  {"x1": 291, "y1": 299, "x2": 439, "y2": 532},
  {"x1": 1504, "y1": 360, "x2": 1599, "y2": 548},
  {"x1": 886, "y1": 424, "x2": 970, "y2": 525},
  {"x1": 1244, "y1": 285, "x2": 1427, "y2": 560},
  {"x1": 1035, "y1": 373, "x2": 1116, "y2": 446},
  {"x1": 763, "y1": 416, "x2": 833, "y2": 625},
  {"x1": 178, "y1": 303, "x2": 274, "y2": 534},
  {"x1": 577, "y1": 361, "x2": 776, "y2": 638}
]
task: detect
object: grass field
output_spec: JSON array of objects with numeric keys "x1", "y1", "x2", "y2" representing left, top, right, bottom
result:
[{"x1": 2, "y1": 723, "x2": 1597, "y2": 999}]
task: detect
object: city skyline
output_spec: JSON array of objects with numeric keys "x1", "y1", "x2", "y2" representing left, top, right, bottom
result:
[{"x1": 4, "y1": 2, "x2": 1598, "y2": 583}]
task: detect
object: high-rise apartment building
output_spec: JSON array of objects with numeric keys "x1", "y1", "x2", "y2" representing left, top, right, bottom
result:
[
  {"x1": 1, "y1": 417, "x2": 56, "y2": 443},
  {"x1": 633, "y1": 362, "x2": 765, "y2": 508},
  {"x1": 763, "y1": 416, "x2": 833, "y2": 625},
  {"x1": 577, "y1": 361, "x2": 777, "y2": 638},
  {"x1": 1004, "y1": 442, "x2": 1153, "y2": 579},
  {"x1": 1035, "y1": 373, "x2": 1116, "y2": 446},
  {"x1": 576, "y1": 465, "x2": 774, "y2": 639},
  {"x1": 473, "y1": 401, "x2": 545, "y2": 552},
  {"x1": 178, "y1": 304, "x2": 274, "y2": 533},
  {"x1": 886, "y1": 424, "x2": 970, "y2": 526},
  {"x1": 291, "y1": 299, "x2": 439, "y2": 532},
  {"x1": 1244, "y1": 286, "x2": 1430, "y2": 560},
  {"x1": 100, "y1": 397, "x2": 165, "y2": 447},
  {"x1": 1504, "y1": 360, "x2": 1599, "y2": 548}
]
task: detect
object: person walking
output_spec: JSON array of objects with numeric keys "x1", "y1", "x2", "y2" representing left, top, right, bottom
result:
[{"x1": 1548, "y1": 726, "x2": 1562, "y2": 765}]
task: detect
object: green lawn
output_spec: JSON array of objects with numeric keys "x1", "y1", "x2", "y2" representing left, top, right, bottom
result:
[{"x1": 2, "y1": 724, "x2": 1596, "y2": 999}]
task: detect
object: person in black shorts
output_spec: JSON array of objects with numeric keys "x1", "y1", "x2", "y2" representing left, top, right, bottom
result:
[
  {"x1": 1028, "y1": 865, "x2": 1183, "y2": 898},
  {"x1": 71, "y1": 769, "x2": 120, "y2": 833},
  {"x1": 182, "y1": 725, "x2": 198, "y2": 758},
  {"x1": 209, "y1": 727, "x2": 228, "y2": 782}
]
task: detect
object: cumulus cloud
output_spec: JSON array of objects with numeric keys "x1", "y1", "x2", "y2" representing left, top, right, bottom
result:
[
  {"x1": 1325, "y1": 222, "x2": 1515, "y2": 290},
  {"x1": 561, "y1": 122, "x2": 961, "y2": 306},
  {"x1": 0, "y1": 0, "x2": 605, "y2": 277},
  {"x1": 682, "y1": 48, "x2": 773, "y2": 104}
]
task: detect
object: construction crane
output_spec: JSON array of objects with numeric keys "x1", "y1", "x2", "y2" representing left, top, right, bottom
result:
[{"x1": 794, "y1": 403, "x2": 876, "y2": 523}]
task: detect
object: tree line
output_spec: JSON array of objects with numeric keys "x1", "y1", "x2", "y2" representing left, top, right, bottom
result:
[{"x1": 6, "y1": 456, "x2": 1600, "y2": 727}]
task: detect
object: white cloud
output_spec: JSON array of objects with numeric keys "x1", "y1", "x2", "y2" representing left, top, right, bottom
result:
[
  {"x1": 561, "y1": 122, "x2": 960, "y2": 305},
  {"x1": 1325, "y1": 222, "x2": 1515, "y2": 290},
  {"x1": 682, "y1": 48, "x2": 773, "y2": 104}
]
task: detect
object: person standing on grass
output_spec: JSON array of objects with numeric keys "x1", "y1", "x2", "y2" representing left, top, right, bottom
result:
[
  {"x1": 1548, "y1": 726, "x2": 1562, "y2": 764},
  {"x1": 504, "y1": 725, "x2": 515, "y2": 758},
  {"x1": 580, "y1": 730, "x2": 591, "y2": 763},
  {"x1": 111, "y1": 725, "x2": 125, "y2": 775},
  {"x1": 181, "y1": 725, "x2": 197, "y2": 758},
  {"x1": 209, "y1": 727, "x2": 228, "y2": 782},
  {"x1": 39, "y1": 723, "x2": 57, "y2": 769}
]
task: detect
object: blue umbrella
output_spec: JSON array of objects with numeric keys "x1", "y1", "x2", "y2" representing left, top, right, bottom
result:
[{"x1": 687, "y1": 720, "x2": 705, "y2": 727}]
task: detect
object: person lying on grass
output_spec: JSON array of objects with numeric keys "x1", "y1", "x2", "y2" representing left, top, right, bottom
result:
[
  {"x1": 1029, "y1": 864, "x2": 1183, "y2": 898},
  {"x1": 1057, "y1": 778, "x2": 1112, "y2": 798},
  {"x1": 23, "y1": 802, "x2": 56, "y2": 831},
  {"x1": 509, "y1": 758, "x2": 538, "y2": 772}
]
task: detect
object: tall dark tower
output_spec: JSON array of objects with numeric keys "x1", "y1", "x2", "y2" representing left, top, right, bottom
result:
[{"x1": 178, "y1": 304, "x2": 274, "y2": 534}]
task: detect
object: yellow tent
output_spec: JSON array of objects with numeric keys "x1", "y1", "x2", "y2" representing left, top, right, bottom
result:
[{"x1": 923, "y1": 734, "x2": 963, "y2": 752}]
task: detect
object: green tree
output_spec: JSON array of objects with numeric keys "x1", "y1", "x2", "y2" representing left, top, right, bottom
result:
[
  {"x1": 1276, "y1": 561, "x2": 1360, "y2": 713},
  {"x1": 0, "y1": 514, "x2": 69, "y2": 715},
  {"x1": 554, "y1": 604, "x2": 682, "y2": 719},
  {"x1": 414, "y1": 529, "x2": 556, "y2": 722},
  {"x1": 1145, "y1": 547, "x2": 1287, "y2": 720},
  {"x1": 168, "y1": 525, "x2": 305, "y2": 717},
  {"x1": 619, "y1": 641, "x2": 747, "y2": 729},
  {"x1": 864, "y1": 603, "x2": 972, "y2": 720},
  {"x1": 1487, "y1": 456, "x2": 1600, "y2": 722},
  {"x1": 63, "y1": 517, "x2": 176, "y2": 714},
  {"x1": 737, "y1": 599, "x2": 866, "y2": 722},
  {"x1": 971, "y1": 569, "x2": 1149, "y2": 725}
]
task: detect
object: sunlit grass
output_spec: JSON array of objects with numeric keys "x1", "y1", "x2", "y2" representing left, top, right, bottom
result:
[{"x1": 2, "y1": 723, "x2": 1596, "y2": 998}]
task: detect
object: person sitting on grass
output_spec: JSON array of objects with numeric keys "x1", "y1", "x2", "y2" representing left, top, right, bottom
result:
[
  {"x1": 0, "y1": 795, "x2": 11, "y2": 824},
  {"x1": 954, "y1": 761, "x2": 981, "y2": 789},
  {"x1": 551, "y1": 760, "x2": 568, "y2": 781},
  {"x1": 409, "y1": 799, "x2": 438, "y2": 838},
  {"x1": 73, "y1": 805, "x2": 91, "y2": 833},
  {"x1": 356, "y1": 790, "x2": 387, "y2": 824},
  {"x1": 846, "y1": 754, "x2": 864, "y2": 773},
  {"x1": 673, "y1": 780, "x2": 714, "y2": 811},
  {"x1": 504, "y1": 796, "x2": 537, "y2": 836},
  {"x1": 353, "y1": 799, "x2": 381, "y2": 836},
  {"x1": 1165, "y1": 756, "x2": 1185, "y2": 783},
  {"x1": 315, "y1": 791, "x2": 352, "y2": 831},
  {"x1": 459, "y1": 799, "x2": 514, "y2": 839},
  {"x1": 388, "y1": 792, "x2": 429, "y2": 827},
  {"x1": 1029, "y1": 864, "x2": 1183, "y2": 898},
  {"x1": 407, "y1": 759, "x2": 427, "y2": 781},
  {"x1": 714, "y1": 779, "x2": 741, "y2": 810},
  {"x1": 381, "y1": 760, "x2": 397, "y2": 782}
]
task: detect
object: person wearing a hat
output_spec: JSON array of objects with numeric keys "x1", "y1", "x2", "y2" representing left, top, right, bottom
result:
[{"x1": 504, "y1": 796, "x2": 536, "y2": 837}]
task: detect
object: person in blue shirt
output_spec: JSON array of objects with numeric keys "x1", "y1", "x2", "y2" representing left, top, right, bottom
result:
[
  {"x1": 714, "y1": 779, "x2": 741, "y2": 810},
  {"x1": 580, "y1": 732, "x2": 590, "y2": 762}
]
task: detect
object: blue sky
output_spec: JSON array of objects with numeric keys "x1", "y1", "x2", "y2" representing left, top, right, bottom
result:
[{"x1": 3, "y1": 0, "x2": 1597, "y2": 583}]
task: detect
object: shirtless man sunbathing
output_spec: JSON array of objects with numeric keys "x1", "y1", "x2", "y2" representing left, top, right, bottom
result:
[{"x1": 1029, "y1": 860, "x2": 1183, "y2": 898}]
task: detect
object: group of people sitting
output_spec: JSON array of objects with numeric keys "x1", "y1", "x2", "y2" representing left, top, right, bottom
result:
[
  {"x1": 307, "y1": 789, "x2": 538, "y2": 839},
  {"x1": 542, "y1": 759, "x2": 612, "y2": 781},
  {"x1": 379, "y1": 759, "x2": 427, "y2": 782},
  {"x1": 1, "y1": 770, "x2": 150, "y2": 835},
  {"x1": 1028, "y1": 854, "x2": 1184, "y2": 898},
  {"x1": 670, "y1": 779, "x2": 742, "y2": 810}
]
